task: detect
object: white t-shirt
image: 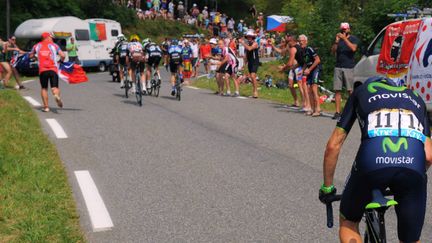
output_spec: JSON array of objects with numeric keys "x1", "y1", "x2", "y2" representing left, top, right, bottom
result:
[{"x1": 190, "y1": 43, "x2": 199, "y2": 58}]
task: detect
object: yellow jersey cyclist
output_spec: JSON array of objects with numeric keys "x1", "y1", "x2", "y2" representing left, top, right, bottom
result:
[
  {"x1": 126, "y1": 34, "x2": 146, "y2": 94},
  {"x1": 319, "y1": 77, "x2": 432, "y2": 243}
]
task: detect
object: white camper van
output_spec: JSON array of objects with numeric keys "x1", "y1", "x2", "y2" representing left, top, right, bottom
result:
[
  {"x1": 353, "y1": 17, "x2": 432, "y2": 112},
  {"x1": 14, "y1": 16, "x2": 122, "y2": 72}
]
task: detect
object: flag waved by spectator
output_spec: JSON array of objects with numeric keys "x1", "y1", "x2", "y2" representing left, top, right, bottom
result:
[{"x1": 58, "y1": 62, "x2": 89, "y2": 84}]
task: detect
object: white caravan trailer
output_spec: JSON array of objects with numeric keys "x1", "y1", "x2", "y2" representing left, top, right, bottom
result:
[{"x1": 14, "y1": 16, "x2": 122, "y2": 72}]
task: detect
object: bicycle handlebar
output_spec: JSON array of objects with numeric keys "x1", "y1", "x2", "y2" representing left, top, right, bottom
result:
[{"x1": 325, "y1": 194, "x2": 342, "y2": 228}]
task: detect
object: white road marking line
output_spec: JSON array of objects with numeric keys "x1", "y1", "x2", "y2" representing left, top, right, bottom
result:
[
  {"x1": 197, "y1": 74, "x2": 208, "y2": 78},
  {"x1": 187, "y1": 86, "x2": 200, "y2": 90},
  {"x1": 45, "y1": 119, "x2": 68, "y2": 139},
  {"x1": 75, "y1": 171, "x2": 114, "y2": 232},
  {"x1": 22, "y1": 79, "x2": 35, "y2": 84},
  {"x1": 236, "y1": 96, "x2": 248, "y2": 99},
  {"x1": 23, "y1": 96, "x2": 41, "y2": 107}
]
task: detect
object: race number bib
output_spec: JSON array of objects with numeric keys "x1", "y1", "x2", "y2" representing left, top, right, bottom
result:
[{"x1": 367, "y1": 109, "x2": 425, "y2": 142}]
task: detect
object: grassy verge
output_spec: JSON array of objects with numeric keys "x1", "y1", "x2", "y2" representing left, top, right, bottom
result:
[
  {"x1": 0, "y1": 90, "x2": 84, "y2": 242},
  {"x1": 193, "y1": 60, "x2": 345, "y2": 112}
]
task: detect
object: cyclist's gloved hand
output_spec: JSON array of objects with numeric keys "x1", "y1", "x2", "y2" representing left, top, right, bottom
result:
[{"x1": 319, "y1": 184, "x2": 337, "y2": 204}]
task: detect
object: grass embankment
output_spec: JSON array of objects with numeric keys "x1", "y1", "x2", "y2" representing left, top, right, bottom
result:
[
  {"x1": 0, "y1": 90, "x2": 84, "y2": 242},
  {"x1": 193, "y1": 60, "x2": 343, "y2": 112},
  {"x1": 123, "y1": 19, "x2": 210, "y2": 43}
]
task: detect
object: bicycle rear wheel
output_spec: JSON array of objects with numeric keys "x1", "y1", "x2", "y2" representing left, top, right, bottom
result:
[
  {"x1": 176, "y1": 83, "x2": 181, "y2": 101},
  {"x1": 135, "y1": 77, "x2": 143, "y2": 106},
  {"x1": 124, "y1": 78, "x2": 130, "y2": 98}
]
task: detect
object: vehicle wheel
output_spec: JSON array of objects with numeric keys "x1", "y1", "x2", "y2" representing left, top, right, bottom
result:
[{"x1": 98, "y1": 62, "x2": 107, "y2": 72}]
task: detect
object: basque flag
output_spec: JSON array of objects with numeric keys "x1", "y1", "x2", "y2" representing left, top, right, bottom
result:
[{"x1": 58, "y1": 62, "x2": 89, "y2": 84}]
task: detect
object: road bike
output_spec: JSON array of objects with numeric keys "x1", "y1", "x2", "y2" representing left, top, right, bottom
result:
[
  {"x1": 147, "y1": 65, "x2": 161, "y2": 97},
  {"x1": 134, "y1": 63, "x2": 143, "y2": 106},
  {"x1": 325, "y1": 189, "x2": 397, "y2": 243}
]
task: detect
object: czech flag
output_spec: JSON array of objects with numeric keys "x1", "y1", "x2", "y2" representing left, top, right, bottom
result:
[
  {"x1": 266, "y1": 15, "x2": 293, "y2": 32},
  {"x1": 58, "y1": 62, "x2": 89, "y2": 84}
]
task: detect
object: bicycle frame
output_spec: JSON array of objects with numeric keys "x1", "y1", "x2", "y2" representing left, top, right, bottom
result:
[{"x1": 325, "y1": 189, "x2": 394, "y2": 243}]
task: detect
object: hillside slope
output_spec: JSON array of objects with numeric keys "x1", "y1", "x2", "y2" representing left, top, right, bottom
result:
[{"x1": 123, "y1": 19, "x2": 209, "y2": 43}]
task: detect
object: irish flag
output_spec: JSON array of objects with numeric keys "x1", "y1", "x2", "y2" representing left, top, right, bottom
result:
[{"x1": 89, "y1": 23, "x2": 107, "y2": 41}]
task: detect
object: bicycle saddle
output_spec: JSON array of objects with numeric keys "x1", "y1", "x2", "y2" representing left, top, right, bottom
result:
[{"x1": 365, "y1": 189, "x2": 398, "y2": 210}]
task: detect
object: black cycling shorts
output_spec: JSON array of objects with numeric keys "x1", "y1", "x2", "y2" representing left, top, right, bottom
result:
[
  {"x1": 147, "y1": 56, "x2": 161, "y2": 68},
  {"x1": 248, "y1": 62, "x2": 259, "y2": 74},
  {"x1": 217, "y1": 63, "x2": 234, "y2": 76},
  {"x1": 169, "y1": 62, "x2": 181, "y2": 74},
  {"x1": 39, "y1": 70, "x2": 59, "y2": 89},
  {"x1": 119, "y1": 57, "x2": 127, "y2": 66},
  {"x1": 130, "y1": 61, "x2": 145, "y2": 73},
  {"x1": 340, "y1": 167, "x2": 427, "y2": 242}
]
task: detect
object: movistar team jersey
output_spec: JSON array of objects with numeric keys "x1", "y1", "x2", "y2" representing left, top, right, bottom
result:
[
  {"x1": 181, "y1": 46, "x2": 192, "y2": 61},
  {"x1": 145, "y1": 43, "x2": 162, "y2": 57},
  {"x1": 168, "y1": 45, "x2": 183, "y2": 64},
  {"x1": 337, "y1": 77, "x2": 430, "y2": 174}
]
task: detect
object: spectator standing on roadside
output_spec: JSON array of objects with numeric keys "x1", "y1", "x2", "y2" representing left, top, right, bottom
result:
[
  {"x1": 300, "y1": 34, "x2": 322, "y2": 117},
  {"x1": 146, "y1": 0, "x2": 152, "y2": 10},
  {"x1": 5, "y1": 36, "x2": 25, "y2": 89},
  {"x1": 127, "y1": 0, "x2": 134, "y2": 8},
  {"x1": 239, "y1": 30, "x2": 259, "y2": 98},
  {"x1": 200, "y1": 38, "x2": 212, "y2": 74},
  {"x1": 331, "y1": 22, "x2": 360, "y2": 120},
  {"x1": 202, "y1": 6, "x2": 209, "y2": 21},
  {"x1": 190, "y1": 38, "x2": 200, "y2": 78},
  {"x1": 66, "y1": 37, "x2": 79, "y2": 64},
  {"x1": 237, "y1": 20, "x2": 244, "y2": 34},
  {"x1": 0, "y1": 38, "x2": 12, "y2": 89},
  {"x1": 136, "y1": 0, "x2": 141, "y2": 10},
  {"x1": 29, "y1": 32, "x2": 66, "y2": 112}
]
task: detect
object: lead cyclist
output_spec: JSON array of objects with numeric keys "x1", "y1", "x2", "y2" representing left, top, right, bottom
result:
[{"x1": 319, "y1": 77, "x2": 432, "y2": 243}]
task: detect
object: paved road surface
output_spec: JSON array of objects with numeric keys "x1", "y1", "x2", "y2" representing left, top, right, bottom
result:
[{"x1": 20, "y1": 70, "x2": 432, "y2": 242}]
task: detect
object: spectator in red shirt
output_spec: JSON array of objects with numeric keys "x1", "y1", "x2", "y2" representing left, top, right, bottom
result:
[
  {"x1": 29, "y1": 32, "x2": 66, "y2": 112},
  {"x1": 199, "y1": 39, "x2": 212, "y2": 74}
]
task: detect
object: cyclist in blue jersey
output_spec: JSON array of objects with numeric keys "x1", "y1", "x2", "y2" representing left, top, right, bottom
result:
[
  {"x1": 168, "y1": 40, "x2": 183, "y2": 96},
  {"x1": 319, "y1": 77, "x2": 432, "y2": 243}
]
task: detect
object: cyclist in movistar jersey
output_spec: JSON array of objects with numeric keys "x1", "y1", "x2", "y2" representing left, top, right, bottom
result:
[
  {"x1": 167, "y1": 40, "x2": 183, "y2": 96},
  {"x1": 319, "y1": 77, "x2": 432, "y2": 243}
]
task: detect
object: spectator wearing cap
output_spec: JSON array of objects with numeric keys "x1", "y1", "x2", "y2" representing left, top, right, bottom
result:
[
  {"x1": 29, "y1": 32, "x2": 66, "y2": 112},
  {"x1": 239, "y1": 30, "x2": 260, "y2": 98},
  {"x1": 202, "y1": 6, "x2": 209, "y2": 20},
  {"x1": 331, "y1": 22, "x2": 360, "y2": 120}
]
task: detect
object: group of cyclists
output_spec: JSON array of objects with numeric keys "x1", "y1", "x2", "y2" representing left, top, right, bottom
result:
[{"x1": 111, "y1": 33, "x2": 194, "y2": 97}]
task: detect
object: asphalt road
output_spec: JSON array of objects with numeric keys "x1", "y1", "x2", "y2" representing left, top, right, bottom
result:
[{"x1": 20, "y1": 69, "x2": 432, "y2": 242}]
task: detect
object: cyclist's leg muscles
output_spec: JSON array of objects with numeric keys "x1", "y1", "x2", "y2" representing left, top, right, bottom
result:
[
  {"x1": 339, "y1": 168, "x2": 371, "y2": 243},
  {"x1": 391, "y1": 169, "x2": 426, "y2": 243}
]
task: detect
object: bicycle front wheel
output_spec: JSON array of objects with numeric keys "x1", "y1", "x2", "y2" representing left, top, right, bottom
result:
[{"x1": 155, "y1": 79, "x2": 161, "y2": 97}]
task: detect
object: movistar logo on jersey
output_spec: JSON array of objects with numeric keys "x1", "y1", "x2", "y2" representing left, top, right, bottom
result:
[
  {"x1": 382, "y1": 137, "x2": 408, "y2": 153},
  {"x1": 368, "y1": 92, "x2": 421, "y2": 109},
  {"x1": 367, "y1": 82, "x2": 406, "y2": 93}
]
